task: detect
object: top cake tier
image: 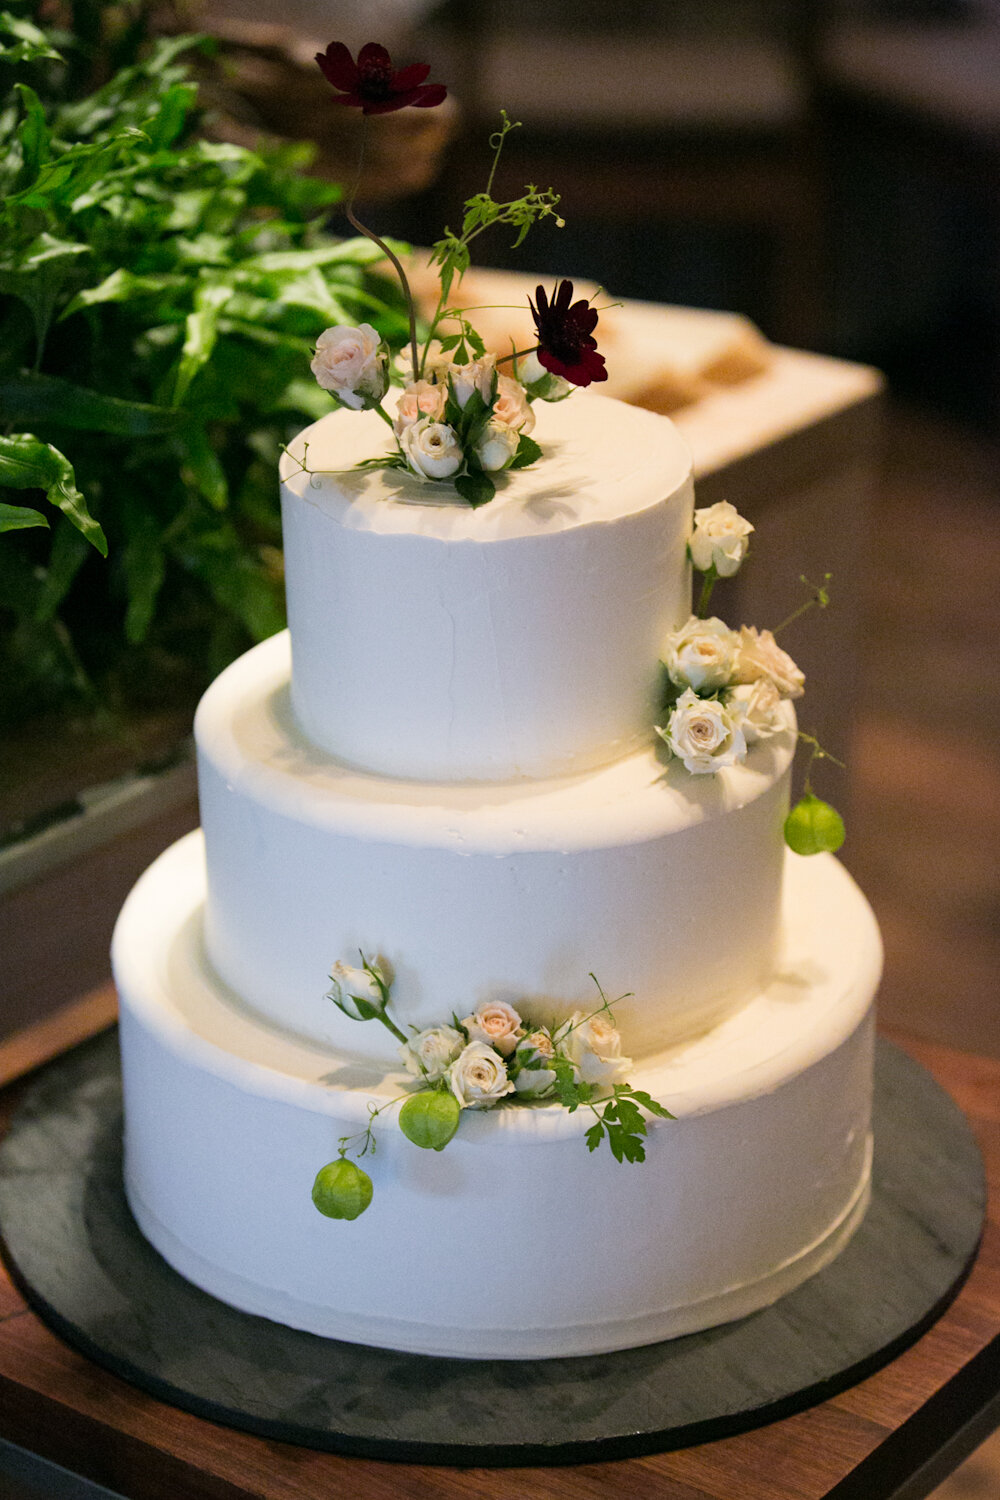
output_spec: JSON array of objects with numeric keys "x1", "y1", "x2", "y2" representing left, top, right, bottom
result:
[{"x1": 278, "y1": 393, "x2": 694, "y2": 782}]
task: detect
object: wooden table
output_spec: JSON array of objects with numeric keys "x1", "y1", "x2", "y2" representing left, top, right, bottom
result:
[{"x1": 0, "y1": 997, "x2": 997, "y2": 1500}]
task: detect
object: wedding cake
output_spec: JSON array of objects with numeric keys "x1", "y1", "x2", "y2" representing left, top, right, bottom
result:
[
  {"x1": 111, "y1": 36, "x2": 880, "y2": 1360},
  {"x1": 111, "y1": 387, "x2": 882, "y2": 1360}
]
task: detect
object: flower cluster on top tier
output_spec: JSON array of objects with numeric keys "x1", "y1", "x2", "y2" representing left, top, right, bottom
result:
[
  {"x1": 300, "y1": 42, "x2": 607, "y2": 508},
  {"x1": 312, "y1": 959, "x2": 672, "y2": 1221}
]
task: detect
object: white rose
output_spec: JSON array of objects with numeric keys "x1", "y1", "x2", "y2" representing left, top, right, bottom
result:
[
  {"x1": 555, "y1": 1011, "x2": 632, "y2": 1089},
  {"x1": 474, "y1": 418, "x2": 519, "y2": 473},
  {"x1": 663, "y1": 615, "x2": 739, "y2": 693},
  {"x1": 462, "y1": 1000, "x2": 523, "y2": 1057},
  {"x1": 734, "y1": 626, "x2": 805, "y2": 699},
  {"x1": 491, "y1": 373, "x2": 535, "y2": 433},
  {"x1": 448, "y1": 1041, "x2": 515, "y2": 1109},
  {"x1": 513, "y1": 1029, "x2": 558, "y2": 1097},
  {"x1": 400, "y1": 1024, "x2": 465, "y2": 1083},
  {"x1": 400, "y1": 418, "x2": 463, "y2": 480},
  {"x1": 663, "y1": 687, "x2": 747, "y2": 774},
  {"x1": 310, "y1": 324, "x2": 387, "y2": 410},
  {"x1": 689, "y1": 500, "x2": 754, "y2": 577},
  {"x1": 449, "y1": 354, "x2": 496, "y2": 409},
  {"x1": 393, "y1": 379, "x2": 446, "y2": 437},
  {"x1": 725, "y1": 678, "x2": 785, "y2": 743},
  {"x1": 328, "y1": 960, "x2": 386, "y2": 1021}
]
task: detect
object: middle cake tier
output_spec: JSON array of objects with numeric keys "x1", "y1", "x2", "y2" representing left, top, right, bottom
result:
[{"x1": 197, "y1": 633, "x2": 796, "y2": 1062}]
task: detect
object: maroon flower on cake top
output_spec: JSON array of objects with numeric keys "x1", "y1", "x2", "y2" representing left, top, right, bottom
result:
[
  {"x1": 315, "y1": 41, "x2": 447, "y2": 115},
  {"x1": 529, "y1": 280, "x2": 608, "y2": 387}
]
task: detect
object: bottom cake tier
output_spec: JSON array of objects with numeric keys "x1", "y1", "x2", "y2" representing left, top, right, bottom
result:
[{"x1": 113, "y1": 831, "x2": 882, "y2": 1360}]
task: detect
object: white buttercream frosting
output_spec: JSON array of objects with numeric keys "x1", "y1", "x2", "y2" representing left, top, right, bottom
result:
[
  {"x1": 112, "y1": 383, "x2": 882, "y2": 1361},
  {"x1": 279, "y1": 393, "x2": 694, "y2": 781},
  {"x1": 195, "y1": 632, "x2": 796, "y2": 1061}
]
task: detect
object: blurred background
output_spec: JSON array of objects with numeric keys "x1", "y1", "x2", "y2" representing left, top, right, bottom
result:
[
  {"x1": 199, "y1": 0, "x2": 1000, "y2": 419},
  {"x1": 0, "y1": 2, "x2": 998, "y2": 1491}
]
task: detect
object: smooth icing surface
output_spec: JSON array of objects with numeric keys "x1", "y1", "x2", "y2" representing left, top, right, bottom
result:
[
  {"x1": 279, "y1": 393, "x2": 694, "y2": 781},
  {"x1": 113, "y1": 832, "x2": 881, "y2": 1358},
  {"x1": 195, "y1": 632, "x2": 796, "y2": 1061}
]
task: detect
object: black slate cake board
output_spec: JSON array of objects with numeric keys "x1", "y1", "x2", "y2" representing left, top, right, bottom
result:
[{"x1": 0, "y1": 1032, "x2": 986, "y2": 1467}]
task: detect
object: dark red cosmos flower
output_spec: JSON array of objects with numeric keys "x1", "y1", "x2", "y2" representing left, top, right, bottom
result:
[
  {"x1": 529, "y1": 280, "x2": 607, "y2": 387},
  {"x1": 315, "y1": 41, "x2": 447, "y2": 115}
]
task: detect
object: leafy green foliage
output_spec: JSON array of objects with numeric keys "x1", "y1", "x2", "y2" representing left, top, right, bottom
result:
[
  {"x1": 0, "y1": 431, "x2": 105, "y2": 552},
  {"x1": 423, "y1": 111, "x2": 563, "y2": 369},
  {"x1": 509, "y1": 433, "x2": 541, "y2": 470},
  {"x1": 0, "y1": 2, "x2": 409, "y2": 730},
  {"x1": 454, "y1": 470, "x2": 495, "y2": 508},
  {"x1": 543, "y1": 1046, "x2": 674, "y2": 1166},
  {"x1": 584, "y1": 1087, "x2": 675, "y2": 1165}
]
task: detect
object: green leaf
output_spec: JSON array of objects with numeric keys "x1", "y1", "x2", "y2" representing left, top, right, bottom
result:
[
  {"x1": 120, "y1": 499, "x2": 166, "y2": 643},
  {"x1": 8, "y1": 129, "x2": 148, "y2": 210},
  {"x1": 144, "y1": 82, "x2": 195, "y2": 151},
  {"x1": 625, "y1": 1088, "x2": 675, "y2": 1121},
  {"x1": 0, "y1": 12, "x2": 62, "y2": 66},
  {"x1": 454, "y1": 471, "x2": 496, "y2": 508},
  {"x1": 214, "y1": 318, "x2": 314, "y2": 355},
  {"x1": 173, "y1": 279, "x2": 235, "y2": 404},
  {"x1": 0, "y1": 500, "x2": 47, "y2": 533},
  {"x1": 509, "y1": 433, "x2": 542, "y2": 470},
  {"x1": 13, "y1": 82, "x2": 50, "y2": 187},
  {"x1": 186, "y1": 537, "x2": 283, "y2": 641},
  {"x1": 609, "y1": 1096, "x2": 646, "y2": 1136},
  {"x1": 0, "y1": 434, "x2": 106, "y2": 554},
  {"x1": 464, "y1": 324, "x2": 486, "y2": 358},
  {"x1": 273, "y1": 377, "x2": 335, "y2": 421},
  {"x1": 34, "y1": 516, "x2": 90, "y2": 622},
  {"x1": 458, "y1": 385, "x2": 489, "y2": 430},
  {"x1": 178, "y1": 425, "x2": 228, "y2": 509},
  {"x1": 0, "y1": 372, "x2": 184, "y2": 435},
  {"x1": 244, "y1": 237, "x2": 408, "y2": 274},
  {"x1": 268, "y1": 267, "x2": 350, "y2": 321},
  {"x1": 60, "y1": 267, "x2": 187, "y2": 319},
  {"x1": 0, "y1": 234, "x2": 91, "y2": 359}
]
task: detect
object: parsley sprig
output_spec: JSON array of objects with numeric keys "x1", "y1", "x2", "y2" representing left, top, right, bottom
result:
[
  {"x1": 423, "y1": 111, "x2": 564, "y2": 374},
  {"x1": 542, "y1": 1052, "x2": 674, "y2": 1164}
]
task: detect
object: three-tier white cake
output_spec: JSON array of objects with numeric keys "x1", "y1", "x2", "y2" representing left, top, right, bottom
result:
[{"x1": 112, "y1": 392, "x2": 882, "y2": 1359}]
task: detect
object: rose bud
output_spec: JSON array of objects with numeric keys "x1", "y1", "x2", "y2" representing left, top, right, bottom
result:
[
  {"x1": 399, "y1": 1090, "x2": 461, "y2": 1151},
  {"x1": 311, "y1": 1158, "x2": 373, "y2": 1219},
  {"x1": 327, "y1": 960, "x2": 387, "y2": 1022}
]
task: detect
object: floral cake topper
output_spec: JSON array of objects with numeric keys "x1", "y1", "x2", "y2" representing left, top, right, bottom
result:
[{"x1": 299, "y1": 41, "x2": 607, "y2": 508}]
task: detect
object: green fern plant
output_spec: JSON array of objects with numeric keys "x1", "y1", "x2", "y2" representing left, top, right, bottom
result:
[{"x1": 0, "y1": 2, "x2": 409, "y2": 730}]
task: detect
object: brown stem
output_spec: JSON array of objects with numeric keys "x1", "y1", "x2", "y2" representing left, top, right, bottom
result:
[
  {"x1": 495, "y1": 345, "x2": 540, "y2": 366},
  {"x1": 346, "y1": 118, "x2": 420, "y2": 378}
]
